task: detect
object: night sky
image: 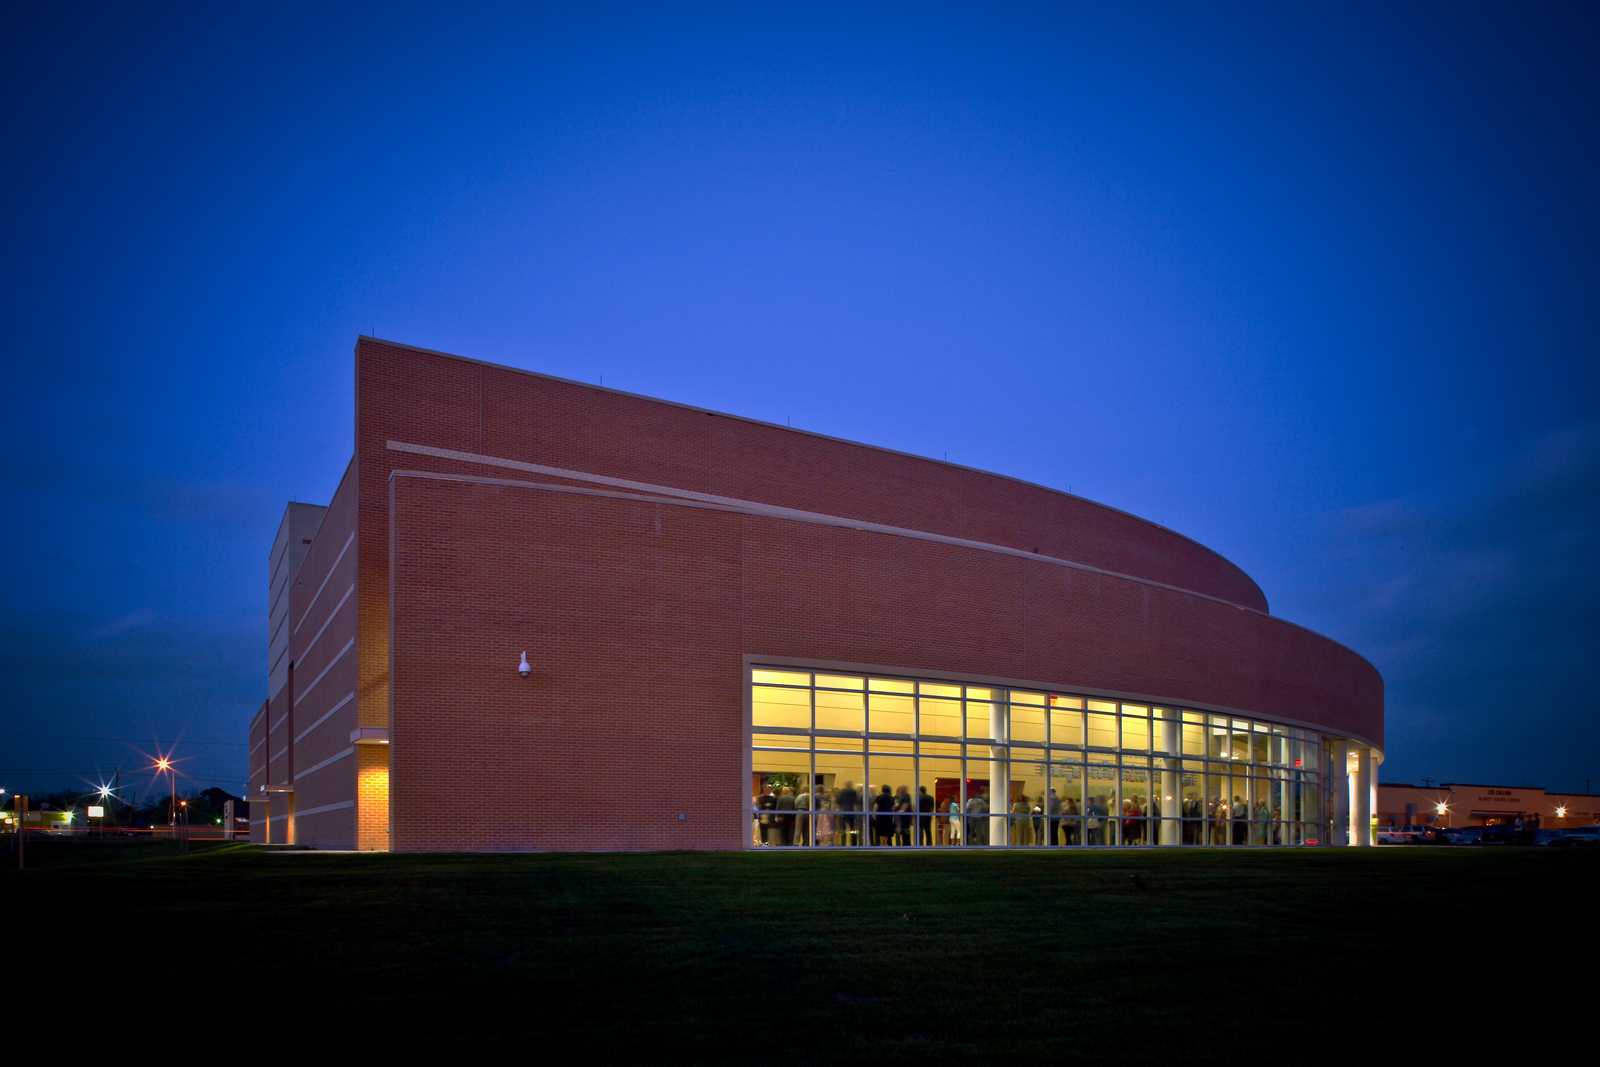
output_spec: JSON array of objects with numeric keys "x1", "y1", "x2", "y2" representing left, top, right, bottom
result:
[{"x1": 4, "y1": 5, "x2": 1596, "y2": 803}]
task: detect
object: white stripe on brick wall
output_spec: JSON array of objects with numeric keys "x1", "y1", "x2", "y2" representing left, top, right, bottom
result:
[
  {"x1": 270, "y1": 714, "x2": 287, "y2": 732},
  {"x1": 293, "y1": 746, "x2": 354, "y2": 782},
  {"x1": 385, "y1": 439, "x2": 1226, "y2": 599},
  {"x1": 295, "y1": 691, "x2": 355, "y2": 744},
  {"x1": 268, "y1": 601, "x2": 289, "y2": 648},
  {"x1": 293, "y1": 530, "x2": 355, "y2": 635},
  {"x1": 295, "y1": 799, "x2": 355, "y2": 818},
  {"x1": 249, "y1": 736, "x2": 265, "y2": 756},
  {"x1": 298, "y1": 638, "x2": 354, "y2": 704},
  {"x1": 302, "y1": 583, "x2": 354, "y2": 659},
  {"x1": 268, "y1": 533, "x2": 290, "y2": 589},
  {"x1": 270, "y1": 747, "x2": 288, "y2": 763},
  {"x1": 383, "y1": 439, "x2": 1373, "y2": 670}
]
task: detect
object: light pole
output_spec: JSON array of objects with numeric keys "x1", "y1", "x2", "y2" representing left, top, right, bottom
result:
[
  {"x1": 155, "y1": 756, "x2": 175, "y2": 844},
  {"x1": 95, "y1": 784, "x2": 113, "y2": 839}
]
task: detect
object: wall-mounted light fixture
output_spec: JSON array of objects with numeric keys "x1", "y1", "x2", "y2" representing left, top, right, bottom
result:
[{"x1": 518, "y1": 651, "x2": 532, "y2": 678}]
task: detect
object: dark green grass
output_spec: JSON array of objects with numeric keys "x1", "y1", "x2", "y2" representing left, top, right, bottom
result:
[{"x1": 8, "y1": 840, "x2": 1591, "y2": 1057}]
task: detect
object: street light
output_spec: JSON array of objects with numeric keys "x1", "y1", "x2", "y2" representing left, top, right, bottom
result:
[{"x1": 153, "y1": 754, "x2": 177, "y2": 841}]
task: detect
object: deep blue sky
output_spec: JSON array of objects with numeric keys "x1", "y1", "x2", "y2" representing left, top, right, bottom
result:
[{"x1": 4, "y1": 4, "x2": 1596, "y2": 803}]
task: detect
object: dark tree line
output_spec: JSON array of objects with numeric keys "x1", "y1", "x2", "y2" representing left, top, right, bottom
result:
[{"x1": 12, "y1": 785, "x2": 245, "y2": 828}]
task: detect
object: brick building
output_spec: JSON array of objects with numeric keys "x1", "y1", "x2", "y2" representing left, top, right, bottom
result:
[
  {"x1": 249, "y1": 337, "x2": 1384, "y2": 851},
  {"x1": 1378, "y1": 782, "x2": 1600, "y2": 830}
]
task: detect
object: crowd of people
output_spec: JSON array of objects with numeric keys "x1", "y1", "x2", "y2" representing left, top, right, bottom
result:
[
  {"x1": 1181, "y1": 795, "x2": 1287, "y2": 845},
  {"x1": 753, "y1": 781, "x2": 936, "y2": 847},
  {"x1": 754, "y1": 780, "x2": 1293, "y2": 847}
]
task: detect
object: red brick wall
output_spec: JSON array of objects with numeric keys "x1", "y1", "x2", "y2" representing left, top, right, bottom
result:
[
  {"x1": 247, "y1": 702, "x2": 267, "y2": 843},
  {"x1": 388, "y1": 473, "x2": 1381, "y2": 852},
  {"x1": 283, "y1": 460, "x2": 361, "y2": 850},
  {"x1": 265, "y1": 679, "x2": 292, "y2": 844}
]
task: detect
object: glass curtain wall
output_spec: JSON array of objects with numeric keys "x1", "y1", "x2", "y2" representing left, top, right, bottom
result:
[{"x1": 752, "y1": 667, "x2": 1326, "y2": 848}]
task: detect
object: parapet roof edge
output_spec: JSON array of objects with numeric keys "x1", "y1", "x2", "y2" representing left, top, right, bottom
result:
[{"x1": 356, "y1": 334, "x2": 1271, "y2": 613}]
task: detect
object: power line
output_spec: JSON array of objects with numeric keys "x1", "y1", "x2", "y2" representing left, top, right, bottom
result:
[
  {"x1": 0, "y1": 767, "x2": 244, "y2": 779},
  {"x1": 9, "y1": 734, "x2": 246, "y2": 747}
]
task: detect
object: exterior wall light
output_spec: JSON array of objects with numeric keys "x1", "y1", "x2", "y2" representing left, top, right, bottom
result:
[
  {"x1": 1556, "y1": 805, "x2": 1567, "y2": 819},
  {"x1": 1435, "y1": 802, "x2": 1448, "y2": 816},
  {"x1": 518, "y1": 651, "x2": 532, "y2": 678}
]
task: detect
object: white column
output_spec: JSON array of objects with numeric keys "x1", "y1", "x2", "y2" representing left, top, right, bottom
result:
[
  {"x1": 1330, "y1": 740, "x2": 1350, "y2": 847},
  {"x1": 1352, "y1": 746, "x2": 1372, "y2": 847},
  {"x1": 990, "y1": 699, "x2": 1008, "y2": 846},
  {"x1": 1158, "y1": 718, "x2": 1181, "y2": 845}
]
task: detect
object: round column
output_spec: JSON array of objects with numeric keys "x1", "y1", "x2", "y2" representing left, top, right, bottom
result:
[{"x1": 1353, "y1": 746, "x2": 1373, "y2": 847}]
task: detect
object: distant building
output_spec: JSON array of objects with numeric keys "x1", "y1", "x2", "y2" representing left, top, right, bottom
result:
[
  {"x1": 3, "y1": 809, "x2": 77, "y2": 833},
  {"x1": 248, "y1": 337, "x2": 1383, "y2": 851},
  {"x1": 1379, "y1": 782, "x2": 1599, "y2": 829}
]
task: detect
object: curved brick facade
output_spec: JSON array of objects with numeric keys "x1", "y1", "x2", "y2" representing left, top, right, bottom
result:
[{"x1": 256, "y1": 336, "x2": 1383, "y2": 851}]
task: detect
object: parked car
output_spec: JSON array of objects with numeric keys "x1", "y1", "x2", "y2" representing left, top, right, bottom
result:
[
  {"x1": 1377, "y1": 824, "x2": 1442, "y2": 844},
  {"x1": 1477, "y1": 824, "x2": 1533, "y2": 846},
  {"x1": 1551, "y1": 825, "x2": 1600, "y2": 847},
  {"x1": 1533, "y1": 829, "x2": 1566, "y2": 846},
  {"x1": 1437, "y1": 827, "x2": 1482, "y2": 846}
]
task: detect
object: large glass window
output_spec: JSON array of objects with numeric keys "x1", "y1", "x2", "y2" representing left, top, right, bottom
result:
[
  {"x1": 751, "y1": 666, "x2": 1351, "y2": 849},
  {"x1": 1010, "y1": 691, "x2": 1046, "y2": 748},
  {"x1": 1086, "y1": 754, "x2": 1117, "y2": 845},
  {"x1": 869, "y1": 690, "x2": 915, "y2": 737},
  {"x1": 920, "y1": 751, "x2": 962, "y2": 847},
  {"x1": 1050, "y1": 695, "x2": 1084, "y2": 748},
  {"x1": 814, "y1": 750, "x2": 866, "y2": 847},
  {"x1": 868, "y1": 754, "x2": 915, "y2": 847},
  {"x1": 1087, "y1": 701, "x2": 1118, "y2": 749},
  {"x1": 919, "y1": 685, "x2": 962, "y2": 739},
  {"x1": 815, "y1": 686, "x2": 864, "y2": 734},
  {"x1": 1009, "y1": 757, "x2": 1047, "y2": 847},
  {"x1": 752, "y1": 747, "x2": 809, "y2": 847},
  {"x1": 1180, "y1": 762, "x2": 1205, "y2": 845},
  {"x1": 1051, "y1": 760, "x2": 1084, "y2": 845},
  {"x1": 1120, "y1": 764, "x2": 1151, "y2": 846},
  {"x1": 753, "y1": 682, "x2": 810, "y2": 731}
]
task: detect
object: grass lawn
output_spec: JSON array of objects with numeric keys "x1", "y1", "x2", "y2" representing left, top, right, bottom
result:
[{"x1": 8, "y1": 840, "x2": 1590, "y2": 1057}]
